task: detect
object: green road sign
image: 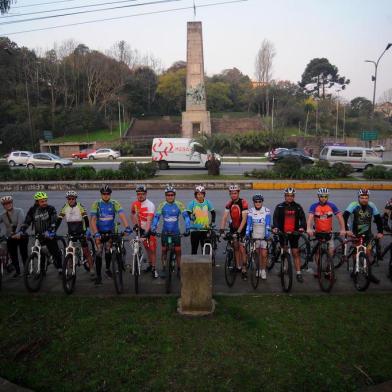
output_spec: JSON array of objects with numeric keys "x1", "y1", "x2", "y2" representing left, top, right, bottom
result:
[
  {"x1": 43, "y1": 130, "x2": 53, "y2": 141},
  {"x1": 360, "y1": 130, "x2": 378, "y2": 141}
]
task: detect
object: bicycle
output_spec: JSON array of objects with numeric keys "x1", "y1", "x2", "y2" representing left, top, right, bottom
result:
[
  {"x1": 0, "y1": 237, "x2": 11, "y2": 291},
  {"x1": 62, "y1": 234, "x2": 96, "y2": 295},
  {"x1": 381, "y1": 233, "x2": 392, "y2": 280},
  {"x1": 24, "y1": 234, "x2": 65, "y2": 292},
  {"x1": 130, "y1": 227, "x2": 145, "y2": 294},
  {"x1": 245, "y1": 237, "x2": 269, "y2": 290},
  {"x1": 156, "y1": 232, "x2": 182, "y2": 294},
  {"x1": 202, "y1": 227, "x2": 220, "y2": 266},
  {"x1": 223, "y1": 232, "x2": 238, "y2": 288}
]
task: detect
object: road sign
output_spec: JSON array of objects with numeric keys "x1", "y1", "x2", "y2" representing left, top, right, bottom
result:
[
  {"x1": 360, "y1": 130, "x2": 378, "y2": 141},
  {"x1": 43, "y1": 130, "x2": 53, "y2": 141}
]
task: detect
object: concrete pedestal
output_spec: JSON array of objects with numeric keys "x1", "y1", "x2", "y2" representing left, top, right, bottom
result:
[{"x1": 177, "y1": 255, "x2": 215, "y2": 316}]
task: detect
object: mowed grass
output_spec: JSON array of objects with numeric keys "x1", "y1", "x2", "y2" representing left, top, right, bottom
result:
[{"x1": 0, "y1": 294, "x2": 391, "y2": 392}]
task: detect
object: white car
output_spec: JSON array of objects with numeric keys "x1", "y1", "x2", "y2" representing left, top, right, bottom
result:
[
  {"x1": 26, "y1": 153, "x2": 73, "y2": 169},
  {"x1": 87, "y1": 148, "x2": 120, "y2": 160},
  {"x1": 372, "y1": 145, "x2": 385, "y2": 152},
  {"x1": 7, "y1": 151, "x2": 33, "y2": 167}
]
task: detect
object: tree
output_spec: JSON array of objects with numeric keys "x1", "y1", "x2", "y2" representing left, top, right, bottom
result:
[
  {"x1": 156, "y1": 67, "x2": 186, "y2": 114},
  {"x1": 0, "y1": 0, "x2": 14, "y2": 14},
  {"x1": 299, "y1": 58, "x2": 350, "y2": 98},
  {"x1": 254, "y1": 39, "x2": 275, "y2": 83},
  {"x1": 349, "y1": 97, "x2": 373, "y2": 117},
  {"x1": 206, "y1": 81, "x2": 232, "y2": 111},
  {"x1": 303, "y1": 97, "x2": 317, "y2": 134}
]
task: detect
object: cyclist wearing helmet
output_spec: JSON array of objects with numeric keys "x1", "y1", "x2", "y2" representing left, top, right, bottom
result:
[
  {"x1": 0, "y1": 195, "x2": 28, "y2": 278},
  {"x1": 343, "y1": 189, "x2": 383, "y2": 284},
  {"x1": 307, "y1": 188, "x2": 346, "y2": 257},
  {"x1": 272, "y1": 187, "x2": 306, "y2": 283},
  {"x1": 55, "y1": 191, "x2": 95, "y2": 279},
  {"x1": 151, "y1": 185, "x2": 191, "y2": 277},
  {"x1": 20, "y1": 191, "x2": 63, "y2": 273},
  {"x1": 220, "y1": 184, "x2": 249, "y2": 279},
  {"x1": 383, "y1": 197, "x2": 392, "y2": 233},
  {"x1": 90, "y1": 185, "x2": 132, "y2": 285},
  {"x1": 245, "y1": 194, "x2": 271, "y2": 280},
  {"x1": 186, "y1": 185, "x2": 216, "y2": 254},
  {"x1": 130, "y1": 185, "x2": 158, "y2": 278}
]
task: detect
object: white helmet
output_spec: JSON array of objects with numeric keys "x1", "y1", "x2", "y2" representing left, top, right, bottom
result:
[
  {"x1": 66, "y1": 190, "x2": 78, "y2": 198},
  {"x1": 165, "y1": 185, "x2": 176, "y2": 194},
  {"x1": 317, "y1": 188, "x2": 329, "y2": 196},
  {"x1": 358, "y1": 189, "x2": 370, "y2": 197},
  {"x1": 228, "y1": 184, "x2": 240, "y2": 192},
  {"x1": 195, "y1": 185, "x2": 206, "y2": 194},
  {"x1": 284, "y1": 187, "x2": 296, "y2": 195},
  {"x1": 0, "y1": 195, "x2": 13, "y2": 204}
]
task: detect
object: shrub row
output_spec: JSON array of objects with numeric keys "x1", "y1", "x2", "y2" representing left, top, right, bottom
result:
[
  {"x1": 363, "y1": 165, "x2": 392, "y2": 180},
  {"x1": 245, "y1": 157, "x2": 354, "y2": 180},
  {"x1": 0, "y1": 162, "x2": 157, "y2": 181}
]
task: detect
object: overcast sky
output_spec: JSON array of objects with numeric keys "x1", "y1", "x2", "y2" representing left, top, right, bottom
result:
[{"x1": 1, "y1": 0, "x2": 392, "y2": 102}]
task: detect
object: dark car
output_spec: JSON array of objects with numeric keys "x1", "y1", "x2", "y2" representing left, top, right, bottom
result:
[{"x1": 274, "y1": 149, "x2": 315, "y2": 165}]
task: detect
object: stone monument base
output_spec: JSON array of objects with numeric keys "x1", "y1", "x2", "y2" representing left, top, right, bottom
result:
[{"x1": 182, "y1": 111, "x2": 211, "y2": 138}]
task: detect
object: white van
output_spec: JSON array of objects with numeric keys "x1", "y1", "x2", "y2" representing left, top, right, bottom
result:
[
  {"x1": 152, "y1": 138, "x2": 220, "y2": 170},
  {"x1": 319, "y1": 146, "x2": 382, "y2": 170}
]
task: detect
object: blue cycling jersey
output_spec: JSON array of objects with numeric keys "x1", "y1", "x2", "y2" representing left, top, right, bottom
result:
[
  {"x1": 151, "y1": 200, "x2": 190, "y2": 234},
  {"x1": 90, "y1": 199, "x2": 123, "y2": 232}
]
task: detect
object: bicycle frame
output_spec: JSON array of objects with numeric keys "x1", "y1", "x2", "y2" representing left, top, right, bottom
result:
[{"x1": 131, "y1": 232, "x2": 144, "y2": 276}]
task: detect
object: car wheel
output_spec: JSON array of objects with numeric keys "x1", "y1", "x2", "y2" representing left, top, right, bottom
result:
[
  {"x1": 109, "y1": 155, "x2": 114, "y2": 160},
  {"x1": 8, "y1": 160, "x2": 16, "y2": 167},
  {"x1": 158, "y1": 161, "x2": 169, "y2": 170},
  {"x1": 27, "y1": 164, "x2": 34, "y2": 169},
  {"x1": 89, "y1": 156, "x2": 95, "y2": 160},
  {"x1": 54, "y1": 164, "x2": 62, "y2": 169}
]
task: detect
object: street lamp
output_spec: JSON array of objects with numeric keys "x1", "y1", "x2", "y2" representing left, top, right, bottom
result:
[{"x1": 365, "y1": 43, "x2": 392, "y2": 114}]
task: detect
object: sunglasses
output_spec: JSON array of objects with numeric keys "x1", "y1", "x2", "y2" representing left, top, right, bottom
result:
[
  {"x1": 2, "y1": 201, "x2": 13, "y2": 205},
  {"x1": 319, "y1": 195, "x2": 328, "y2": 198},
  {"x1": 166, "y1": 193, "x2": 175, "y2": 197},
  {"x1": 67, "y1": 197, "x2": 76, "y2": 200},
  {"x1": 254, "y1": 201, "x2": 263, "y2": 203},
  {"x1": 102, "y1": 192, "x2": 111, "y2": 196}
]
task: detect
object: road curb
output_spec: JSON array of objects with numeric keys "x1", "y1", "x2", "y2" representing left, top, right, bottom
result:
[{"x1": 0, "y1": 180, "x2": 391, "y2": 192}]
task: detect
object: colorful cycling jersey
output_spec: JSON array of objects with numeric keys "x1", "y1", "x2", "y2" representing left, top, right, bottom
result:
[
  {"x1": 187, "y1": 199, "x2": 214, "y2": 230},
  {"x1": 384, "y1": 200, "x2": 392, "y2": 232},
  {"x1": 131, "y1": 199, "x2": 155, "y2": 231},
  {"x1": 344, "y1": 201, "x2": 381, "y2": 236},
  {"x1": 225, "y1": 198, "x2": 249, "y2": 231},
  {"x1": 58, "y1": 202, "x2": 88, "y2": 233},
  {"x1": 309, "y1": 201, "x2": 340, "y2": 233},
  {"x1": 246, "y1": 206, "x2": 271, "y2": 239},
  {"x1": 151, "y1": 200, "x2": 190, "y2": 235},
  {"x1": 90, "y1": 199, "x2": 123, "y2": 232}
]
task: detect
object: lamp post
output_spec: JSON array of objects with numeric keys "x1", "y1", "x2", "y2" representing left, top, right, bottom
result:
[
  {"x1": 365, "y1": 43, "x2": 392, "y2": 114},
  {"x1": 335, "y1": 89, "x2": 341, "y2": 142}
]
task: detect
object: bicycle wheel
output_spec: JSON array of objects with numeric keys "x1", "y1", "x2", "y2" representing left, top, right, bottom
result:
[
  {"x1": 111, "y1": 251, "x2": 124, "y2": 294},
  {"x1": 24, "y1": 253, "x2": 43, "y2": 292},
  {"x1": 318, "y1": 249, "x2": 335, "y2": 293},
  {"x1": 224, "y1": 247, "x2": 237, "y2": 287},
  {"x1": 133, "y1": 254, "x2": 139, "y2": 294},
  {"x1": 165, "y1": 250, "x2": 174, "y2": 294},
  {"x1": 332, "y1": 236, "x2": 344, "y2": 268},
  {"x1": 388, "y1": 256, "x2": 392, "y2": 281},
  {"x1": 299, "y1": 234, "x2": 310, "y2": 270},
  {"x1": 62, "y1": 254, "x2": 76, "y2": 295},
  {"x1": 0, "y1": 261, "x2": 3, "y2": 291},
  {"x1": 353, "y1": 252, "x2": 370, "y2": 291},
  {"x1": 267, "y1": 240, "x2": 280, "y2": 271},
  {"x1": 280, "y1": 252, "x2": 293, "y2": 293},
  {"x1": 249, "y1": 251, "x2": 260, "y2": 290}
]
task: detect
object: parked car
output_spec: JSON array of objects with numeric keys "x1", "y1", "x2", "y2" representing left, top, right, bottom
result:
[
  {"x1": 26, "y1": 153, "x2": 73, "y2": 169},
  {"x1": 7, "y1": 151, "x2": 33, "y2": 167},
  {"x1": 87, "y1": 148, "x2": 120, "y2": 160},
  {"x1": 274, "y1": 149, "x2": 315, "y2": 165},
  {"x1": 265, "y1": 148, "x2": 289, "y2": 161},
  {"x1": 371, "y1": 145, "x2": 385, "y2": 152},
  {"x1": 71, "y1": 149, "x2": 96, "y2": 160}
]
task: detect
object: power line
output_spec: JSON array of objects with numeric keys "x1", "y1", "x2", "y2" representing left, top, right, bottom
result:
[
  {"x1": 2, "y1": 0, "x2": 247, "y2": 35},
  {"x1": 12, "y1": 0, "x2": 80, "y2": 9},
  {"x1": 1, "y1": 0, "x2": 140, "y2": 19},
  {"x1": 0, "y1": 0, "x2": 182, "y2": 26}
]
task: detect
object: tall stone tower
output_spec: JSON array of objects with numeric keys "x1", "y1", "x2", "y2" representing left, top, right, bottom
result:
[{"x1": 182, "y1": 21, "x2": 211, "y2": 137}]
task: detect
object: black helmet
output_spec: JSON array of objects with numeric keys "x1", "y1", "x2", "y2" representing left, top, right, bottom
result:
[
  {"x1": 100, "y1": 184, "x2": 112, "y2": 194},
  {"x1": 252, "y1": 194, "x2": 264, "y2": 202}
]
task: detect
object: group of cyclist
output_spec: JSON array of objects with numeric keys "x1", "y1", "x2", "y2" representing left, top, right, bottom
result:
[{"x1": 0, "y1": 184, "x2": 391, "y2": 288}]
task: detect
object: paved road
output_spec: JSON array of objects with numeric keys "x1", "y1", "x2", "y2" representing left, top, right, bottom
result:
[{"x1": 2, "y1": 189, "x2": 391, "y2": 295}]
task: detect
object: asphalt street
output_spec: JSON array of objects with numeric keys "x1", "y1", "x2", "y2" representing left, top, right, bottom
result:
[{"x1": 2, "y1": 189, "x2": 391, "y2": 295}]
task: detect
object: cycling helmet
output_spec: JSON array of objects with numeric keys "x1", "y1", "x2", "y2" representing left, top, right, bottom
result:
[
  {"x1": 34, "y1": 191, "x2": 48, "y2": 201},
  {"x1": 135, "y1": 184, "x2": 147, "y2": 193},
  {"x1": 228, "y1": 184, "x2": 240, "y2": 192},
  {"x1": 65, "y1": 190, "x2": 78, "y2": 198},
  {"x1": 194, "y1": 185, "x2": 206, "y2": 194},
  {"x1": 317, "y1": 188, "x2": 329, "y2": 196},
  {"x1": 165, "y1": 185, "x2": 176, "y2": 194},
  {"x1": 100, "y1": 184, "x2": 112, "y2": 194},
  {"x1": 284, "y1": 187, "x2": 296, "y2": 195},
  {"x1": 0, "y1": 195, "x2": 13, "y2": 204},
  {"x1": 252, "y1": 194, "x2": 264, "y2": 202},
  {"x1": 358, "y1": 188, "x2": 370, "y2": 197}
]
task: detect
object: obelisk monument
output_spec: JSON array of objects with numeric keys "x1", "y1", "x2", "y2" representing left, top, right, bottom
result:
[{"x1": 182, "y1": 21, "x2": 211, "y2": 137}]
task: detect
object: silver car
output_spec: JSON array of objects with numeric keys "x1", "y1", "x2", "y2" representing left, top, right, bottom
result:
[
  {"x1": 7, "y1": 151, "x2": 33, "y2": 167},
  {"x1": 26, "y1": 153, "x2": 73, "y2": 169},
  {"x1": 87, "y1": 148, "x2": 121, "y2": 160}
]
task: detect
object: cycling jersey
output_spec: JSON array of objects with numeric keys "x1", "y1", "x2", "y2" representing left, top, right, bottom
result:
[
  {"x1": 343, "y1": 201, "x2": 383, "y2": 236},
  {"x1": 309, "y1": 201, "x2": 340, "y2": 233},
  {"x1": 187, "y1": 199, "x2": 215, "y2": 230},
  {"x1": 225, "y1": 198, "x2": 249, "y2": 231},
  {"x1": 22, "y1": 204, "x2": 58, "y2": 234},
  {"x1": 245, "y1": 206, "x2": 271, "y2": 239},
  {"x1": 151, "y1": 200, "x2": 190, "y2": 235},
  {"x1": 90, "y1": 199, "x2": 123, "y2": 232},
  {"x1": 383, "y1": 200, "x2": 392, "y2": 232},
  {"x1": 0, "y1": 208, "x2": 25, "y2": 236},
  {"x1": 57, "y1": 202, "x2": 89, "y2": 234},
  {"x1": 131, "y1": 199, "x2": 155, "y2": 231},
  {"x1": 273, "y1": 201, "x2": 306, "y2": 233}
]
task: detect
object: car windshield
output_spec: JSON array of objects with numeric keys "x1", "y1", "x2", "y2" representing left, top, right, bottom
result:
[{"x1": 47, "y1": 153, "x2": 61, "y2": 159}]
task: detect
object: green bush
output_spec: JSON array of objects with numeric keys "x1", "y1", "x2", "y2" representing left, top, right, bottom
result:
[
  {"x1": 112, "y1": 141, "x2": 134, "y2": 156},
  {"x1": 330, "y1": 162, "x2": 354, "y2": 177},
  {"x1": 363, "y1": 165, "x2": 392, "y2": 179},
  {"x1": 273, "y1": 156, "x2": 303, "y2": 178}
]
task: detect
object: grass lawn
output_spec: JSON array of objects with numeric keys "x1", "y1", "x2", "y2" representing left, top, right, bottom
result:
[{"x1": 0, "y1": 294, "x2": 391, "y2": 392}]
